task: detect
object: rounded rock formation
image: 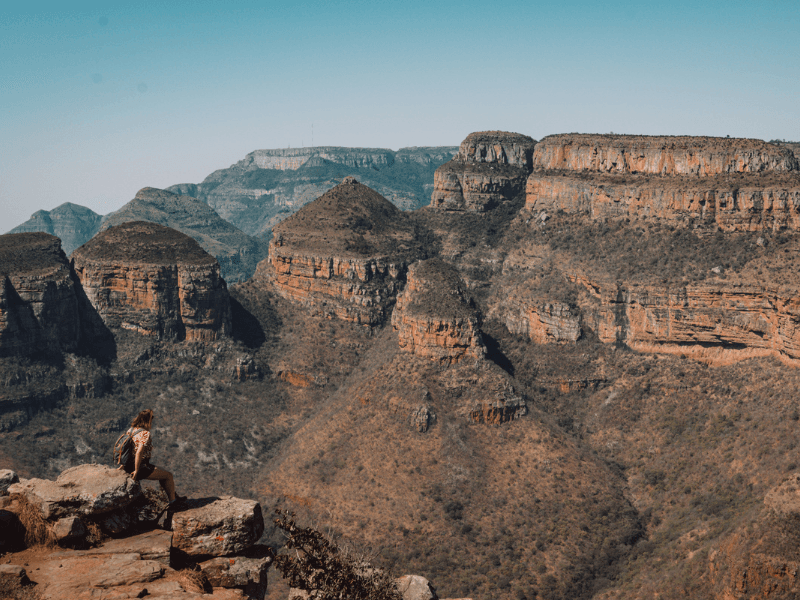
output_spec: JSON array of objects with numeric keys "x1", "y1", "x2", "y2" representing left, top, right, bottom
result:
[
  {"x1": 262, "y1": 177, "x2": 424, "y2": 325},
  {"x1": 71, "y1": 221, "x2": 232, "y2": 341},
  {"x1": 391, "y1": 258, "x2": 485, "y2": 364}
]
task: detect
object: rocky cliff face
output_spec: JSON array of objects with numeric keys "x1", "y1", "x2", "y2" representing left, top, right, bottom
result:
[
  {"x1": 532, "y1": 134, "x2": 799, "y2": 175},
  {"x1": 8, "y1": 203, "x2": 103, "y2": 255},
  {"x1": 261, "y1": 177, "x2": 423, "y2": 325},
  {"x1": 168, "y1": 146, "x2": 457, "y2": 238},
  {"x1": 526, "y1": 135, "x2": 800, "y2": 233},
  {"x1": 72, "y1": 221, "x2": 232, "y2": 341},
  {"x1": 526, "y1": 172, "x2": 800, "y2": 231},
  {"x1": 430, "y1": 132, "x2": 535, "y2": 211},
  {"x1": 0, "y1": 233, "x2": 81, "y2": 357},
  {"x1": 392, "y1": 259, "x2": 485, "y2": 364}
]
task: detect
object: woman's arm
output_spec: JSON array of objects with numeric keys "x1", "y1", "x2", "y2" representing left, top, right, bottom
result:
[{"x1": 132, "y1": 444, "x2": 144, "y2": 480}]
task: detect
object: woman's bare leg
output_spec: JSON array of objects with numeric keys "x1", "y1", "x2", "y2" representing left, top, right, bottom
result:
[{"x1": 144, "y1": 466, "x2": 176, "y2": 502}]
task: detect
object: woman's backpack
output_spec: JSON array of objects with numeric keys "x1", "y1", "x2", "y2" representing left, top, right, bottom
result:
[{"x1": 113, "y1": 428, "x2": 143, "y2": 470}]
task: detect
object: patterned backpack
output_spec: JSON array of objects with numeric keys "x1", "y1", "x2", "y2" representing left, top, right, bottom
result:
[{"x1": 113, "y1": 428, "x2": 143, "y2": 471}]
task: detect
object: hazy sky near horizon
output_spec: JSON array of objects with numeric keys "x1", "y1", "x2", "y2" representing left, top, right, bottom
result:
[{"x1": 2, "y1": 0, "x2": 798, "y2": 233}]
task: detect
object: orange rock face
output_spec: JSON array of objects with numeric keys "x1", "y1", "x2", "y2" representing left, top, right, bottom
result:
[
  {"x1": 568, "y1": 275, "x2": 800, "y2": 366},
  {"x1": 391, "y1": 259, "x2": 485, "y2": 364},
  {"x1": 493, "y1": 298, "x2": 581, "y2": 344},
  {"x1": 71, "y1": 222, "x2": 231, "y2": 342},
  {"x1": 526, "y1": 173, "x2": 800, "y2": 232},
  {"x1": 0, "y1": 233, "x2": 81, "y2": 357},
  {"x1": 532, "y1": 134, "x2": 798, "y2": 175},
  {"x1": 431, "y1": 131, "x2": 536, "y2": 212},
  {"x1": 263, "y1": 178, "x2": 423, "y2": 325}
]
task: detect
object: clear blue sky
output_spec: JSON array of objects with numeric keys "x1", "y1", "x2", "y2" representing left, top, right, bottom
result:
[{"x1": 2, "y1": 0, "x2": 798, "y2": 232}]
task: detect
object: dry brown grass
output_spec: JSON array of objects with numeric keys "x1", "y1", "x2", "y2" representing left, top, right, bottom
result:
[
  {"x1": 11, "y1": 494, "x2": 56, "y2": 549},
  {"x1": 177, "y1": 568, "x2": 212, "y2": 594}
]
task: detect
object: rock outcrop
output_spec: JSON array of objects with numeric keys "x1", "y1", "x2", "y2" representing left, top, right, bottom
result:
[
  {"x1": 2, "y1": 463, "x2": 271, "y2": 599},
  {"x1": 101, "y1": 187, "x2": 270, "y2": 283},
  {"x1": 709, "y1": 474, "x2": 800, "y2": 599},
  {"x1": 392, "y1": 259, "x2": 485, "y2": 364},
  {"x1": 171, "y1": 496, "x2": 264, "y2": 557},
  {"x1": 8, "y1": 463, "x2": 142, "y2": 519},
  {"x1": 8, "y1": 203, "x2": 103, "y2": 255},
  {"x1": 526, "y1": 135, "x2": 800, "y2": 232},
  {"x1": 430, "y1": 132, "x2": 536, "y2": 211},
  {"x1": 262, "y1": 177, "x2": 424, "y2": 325},
  {"x1": 0, "y1": 233, "x2": 82, "y2": 357},
  {"x1": 72, "y1": 221, "x2": 232, "y2": 341}
]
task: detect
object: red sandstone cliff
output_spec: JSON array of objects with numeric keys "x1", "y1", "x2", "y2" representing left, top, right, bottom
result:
[
  {"x1": 261, "y1": 177, "x2": 424, "y2": 325},
  {"x1": 71, "y1": 222, "x2": 231, "y2": 342},
  {"x1": 0, "y1": 233, "x2": 81, "y2": 357},
  {"x1": 431, "y1": 132, "x2": 536, "y2": 211}
]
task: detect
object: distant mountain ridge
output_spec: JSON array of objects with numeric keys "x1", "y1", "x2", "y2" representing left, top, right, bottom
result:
[
  {"x1": 167, "y1": 145, "x2": 458, "y2": 238},
  {"x1": 8, "y1": 203, "x2": 103, "y2": 255}
]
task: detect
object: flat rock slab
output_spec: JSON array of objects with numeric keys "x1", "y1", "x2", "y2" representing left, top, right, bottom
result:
[
  {"x1": 30, "y1": 553, "x2": 163, "y2": 599},
  {"x1": 53, "y1": 529, "x2": 174, "y2": 566},
  {"x1": 8, "y1": 464, "x2": 141, "y2": 519},
  {"x1": 171, "y1": 496, "x2": 264, "y2": 557}
]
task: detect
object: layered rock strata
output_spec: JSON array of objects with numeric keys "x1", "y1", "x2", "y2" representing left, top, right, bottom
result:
[
  {"x1": 431, "y1": 131, "x2": 536, "y2": 211},
  {"x1": 526, "y1": 135, "x2": 800, "y2": 232},
  {"x1": 493, "y1": 298, "x2": 582, "y2": 344},
  {"x1": 262, "y1": 177, "x2": 423, "y2": 325},
  {"x1": 531, "y1": 134, "x2": 798, "y2": 175},
  {"x1": 72, "y1": 221, "x2": 232, "y2": 341},
  {"x1": 555, "y1": 274, "x2": 800, "y2": 366},
  {"x1": 526, "y1": 172, "x2": 800, "y2": 231},
  {"x1": 0, "y1": 233, "x2": 81, "y2": 357},
  {"x1": 392, "y1": 259, "x2": 485, "y2": 364}
]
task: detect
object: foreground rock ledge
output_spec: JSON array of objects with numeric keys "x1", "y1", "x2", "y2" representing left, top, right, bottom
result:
[
  {"x1": 171, "y1": 495, "x2": 265, "y2": 557},
  {"x1": 7, "y1": 464, "x2": 141, "y2": 519}
]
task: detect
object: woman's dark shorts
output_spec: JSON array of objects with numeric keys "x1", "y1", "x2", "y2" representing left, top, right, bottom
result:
[{"x1": 124, "y1": 461, "x2": 156, "y2": 480}]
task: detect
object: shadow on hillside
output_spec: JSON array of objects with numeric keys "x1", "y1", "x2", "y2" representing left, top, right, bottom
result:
[
  {"x1": 482, "y1": 332, "x2": 514, "y2": 375},
  {"x1": 230, "y1": 297, "x2": 266, "y2": 348},
  {"x1": 70, "y1": 267, "x2": 117, "y2": 364}
]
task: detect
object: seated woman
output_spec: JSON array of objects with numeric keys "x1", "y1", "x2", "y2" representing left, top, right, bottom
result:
[{"x1": 123, "y1": 409, "x2": 186, "y2": 509}]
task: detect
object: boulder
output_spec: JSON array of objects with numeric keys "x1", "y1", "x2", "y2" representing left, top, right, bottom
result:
[
  {"x1": 171, "y1": 496, "x2": 264, "y2": 557},
  {"x1": 200, "y1": 555, "x2": 270, "y2": 599},
  {"x1": 7, "y1": 464, "x2": 142, "y2": 519},
  {"x1": 53, "y1": 515, "x2": 87, "y2": 545},
  {"x1": 395, "y1": 575, "x2": 438, "y2": 600},
  {"x1": 0, "y1": 469, "x2": 19, "y2": 495},
  {"x1": 0, "y1": 564, "x2": 30, "y2": 587}
]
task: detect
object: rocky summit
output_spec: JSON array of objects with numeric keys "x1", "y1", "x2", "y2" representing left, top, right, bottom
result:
[
  {"x1": 261, "y1": 177, "x2": 425, "y2": 325},
  {"x1": 8, "y1": 203, "x2": 103, "y2": 256},
  {"x1": 6, "y1": 132, "x2": 800, "y2": 600},
  {"x1": 431, "y1": 131, "x2": 536, "y2": 212}
]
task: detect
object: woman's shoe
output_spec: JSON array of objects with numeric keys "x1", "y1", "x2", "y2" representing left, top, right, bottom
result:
[{"x1": 168, "y1": 496, "x2": 188, "y2": 511}]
